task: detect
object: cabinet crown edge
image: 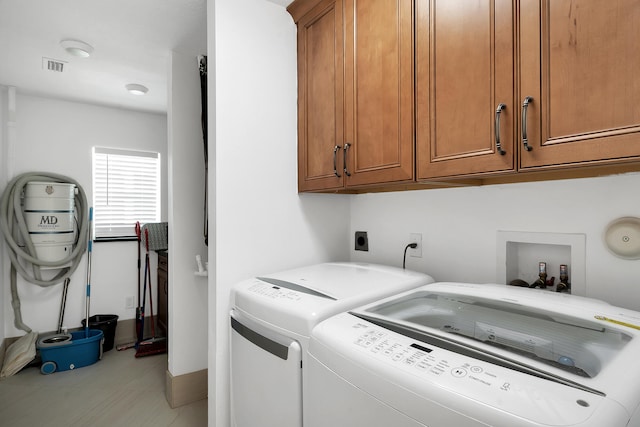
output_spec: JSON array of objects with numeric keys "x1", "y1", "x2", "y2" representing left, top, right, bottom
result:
[{"x1": 287, "y1": 0, "x2": 327, "y2": 23}]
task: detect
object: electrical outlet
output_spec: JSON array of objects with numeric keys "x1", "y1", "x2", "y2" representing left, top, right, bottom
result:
[
  {"x1": 409, "y1": 233, "x2": 422, "y2": 257},
  {"x1": 355, "y1": 231, "x2": 369, "y2": 251},
  {"x1": 125, "y1": 295, "x2": 135, "y2": 309}
]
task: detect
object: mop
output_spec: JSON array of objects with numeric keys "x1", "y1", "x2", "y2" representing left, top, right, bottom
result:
[
  {"x1": 37, "y1": 278, "x2": 73, "y2": 346},
  {"x1": 135, "y1": 228, "x2": 167, "y2": 357},
  {"x1": 84, "y1": 208, "x2": 93, "y2": 338}
]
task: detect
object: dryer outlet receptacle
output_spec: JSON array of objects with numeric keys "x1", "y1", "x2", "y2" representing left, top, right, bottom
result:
[{"x1": 355, "y1": 231, "x2": 369, "y2": 251}]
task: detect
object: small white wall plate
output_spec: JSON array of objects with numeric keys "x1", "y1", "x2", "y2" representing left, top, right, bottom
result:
[{"x1": 604, "y1": 217, "x2": 640, "y2": 259}]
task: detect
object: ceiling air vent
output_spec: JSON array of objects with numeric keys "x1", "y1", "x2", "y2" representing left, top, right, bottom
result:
[{"x1": 42, "y1": 57, "x2": 67, "y2": 72}]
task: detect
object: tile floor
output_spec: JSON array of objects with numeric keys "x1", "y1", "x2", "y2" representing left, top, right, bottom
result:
[{"x1": 0, "y1": 346, "x2": 207, "y2": 426}]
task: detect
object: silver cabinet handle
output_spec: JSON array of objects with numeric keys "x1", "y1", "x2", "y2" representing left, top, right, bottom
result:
[
  {"x1": 521, "y1": 96, "x2": 533, "y2": 151},
  {"x1": 333, "y1": 145, "x2": 342, "y2": 178},
  {"x1": 495, "y1": 103, "x2": 507, "y2": 155},
  {"x1": 343, "y1": 143, "x2": 351, "y2": 177}
]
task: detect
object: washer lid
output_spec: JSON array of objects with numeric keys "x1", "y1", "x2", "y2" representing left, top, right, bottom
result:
[
  {"x1": 263, "y1": 263, "x2": 428, "y2": 300},
  {"x1": 604, "y1": 217, "x2": 640, "y2": 259},
  {"x1": 231, "y1": 263, "x2": 434, "y2": 338},
  {"x1": 357, "y1": 284, "x2": 631, "y2": 380}
]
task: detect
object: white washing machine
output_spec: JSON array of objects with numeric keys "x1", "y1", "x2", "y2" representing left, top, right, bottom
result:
[
  {"x1": 307, "y1": 282, "x2": 640, "y2": 427},
  {"x1": 229, "y1": 262, "x2": 435, "y2": 427}
]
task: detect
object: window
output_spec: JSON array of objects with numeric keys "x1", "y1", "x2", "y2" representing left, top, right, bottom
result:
[{"x1": 92, "y1": 147, "x2": 160, "y2": 239}]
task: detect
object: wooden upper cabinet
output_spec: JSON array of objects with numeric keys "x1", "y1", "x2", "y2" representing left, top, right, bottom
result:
[
  {"x1": 519, "y1": 0, "x2": 640, "y2": 169},
  {"x1": 343, "y1": 0, "x2": 414, "y2": 187},
  {"x1": 290, "y1": 0, "x2": 640, "y2": 193},
  {"x1": 416, "y1": 0, "x2": 515, "y2": 179},
  {"x1": 292, "y1": 0, "x2": 344, "y2": 192}
]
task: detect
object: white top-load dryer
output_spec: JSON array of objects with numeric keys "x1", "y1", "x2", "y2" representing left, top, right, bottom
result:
[
  {"x1": 307, "y1": 282, "x2": 640, "y2": 427},
  {"x1": 229, "y1": 262, "x2": 435, "y2": 427}
]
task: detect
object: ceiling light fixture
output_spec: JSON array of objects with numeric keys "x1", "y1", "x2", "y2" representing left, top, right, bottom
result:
[
  {"x1": 125, "y1": 84, "x2": 149, "y2": 96},
  {"x1": 60, "y1": 39, "x2": 94, "y2": 58}
]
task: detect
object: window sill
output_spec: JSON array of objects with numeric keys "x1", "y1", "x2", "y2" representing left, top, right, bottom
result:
[{"x1": 94, "y1": 236, "x2": 138, "y2": 243}]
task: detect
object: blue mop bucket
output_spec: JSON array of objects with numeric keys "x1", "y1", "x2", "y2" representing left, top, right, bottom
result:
[{"x1": 37, "y1": 329, "x2": 104, "y2": 374}]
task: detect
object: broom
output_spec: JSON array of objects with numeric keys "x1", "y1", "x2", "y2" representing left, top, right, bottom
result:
[
  {"x1": 135, "y1": 228, "x2": 166, "y2": 357},
  {"x1": 117, "y1": 222, "x2": 142, "y2": 351}
]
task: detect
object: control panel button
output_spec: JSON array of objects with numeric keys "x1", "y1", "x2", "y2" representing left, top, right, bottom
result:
[{"x1": 451, "y1": 367, "x2": 468, "y2": 378}]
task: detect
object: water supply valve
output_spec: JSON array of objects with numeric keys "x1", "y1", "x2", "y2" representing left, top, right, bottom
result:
[
  {"x1": 556, "y1": 264, "x2": 571, "y2": 293},
  {"x1": 529, "y1": 262, "x2": 548, "y2": 288}
]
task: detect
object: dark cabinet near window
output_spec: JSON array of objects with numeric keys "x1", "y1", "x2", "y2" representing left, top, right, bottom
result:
[{"x1": 157, "y1": 251, "x2": 168, "y2": 337}]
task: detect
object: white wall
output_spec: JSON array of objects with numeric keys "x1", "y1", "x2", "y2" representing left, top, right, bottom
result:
[
  {"x1": 167, "y1": 51, "x2": 208, "y2": 375},
  {"x1": 0, "y1": 86, "x2": 7, "y2": 345},
  {"x1": 1, "y1": 92, "x2": 167, "y2": 337},
  {"x1": 208, "y1": 0, "x2": 350, "y2": 425},
  {"x1": 350, "y1": 173, "x2": 640, "y2": 311}
]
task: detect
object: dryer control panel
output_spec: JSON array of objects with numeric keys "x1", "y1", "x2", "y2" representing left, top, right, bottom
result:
[{"x1": 248, "y1": 282, "x2": 303, "y2": 301}]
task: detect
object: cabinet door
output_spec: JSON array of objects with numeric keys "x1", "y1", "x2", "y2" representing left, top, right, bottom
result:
[
  {"x1": 520, "y1": 0, "x2": 640, "y2": 169},
  {"x1": 416, "y1": 0, "x2": 515, "y2": 179},
  {"x1": 296, "y1": 0, "x2": 345, "y2": 192},
  {"x1": 343, "y1": 0, "x2": 414, "y2": 187}
]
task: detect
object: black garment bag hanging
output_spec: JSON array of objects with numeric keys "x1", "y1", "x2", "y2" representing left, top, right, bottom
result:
[{"x1": 199, "y1": 55, "x2": 208, "y2": 246}]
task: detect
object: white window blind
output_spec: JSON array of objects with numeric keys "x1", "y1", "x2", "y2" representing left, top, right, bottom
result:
[{"x1": 92, "y1": 147, "x2": 160, "y2": 239}]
